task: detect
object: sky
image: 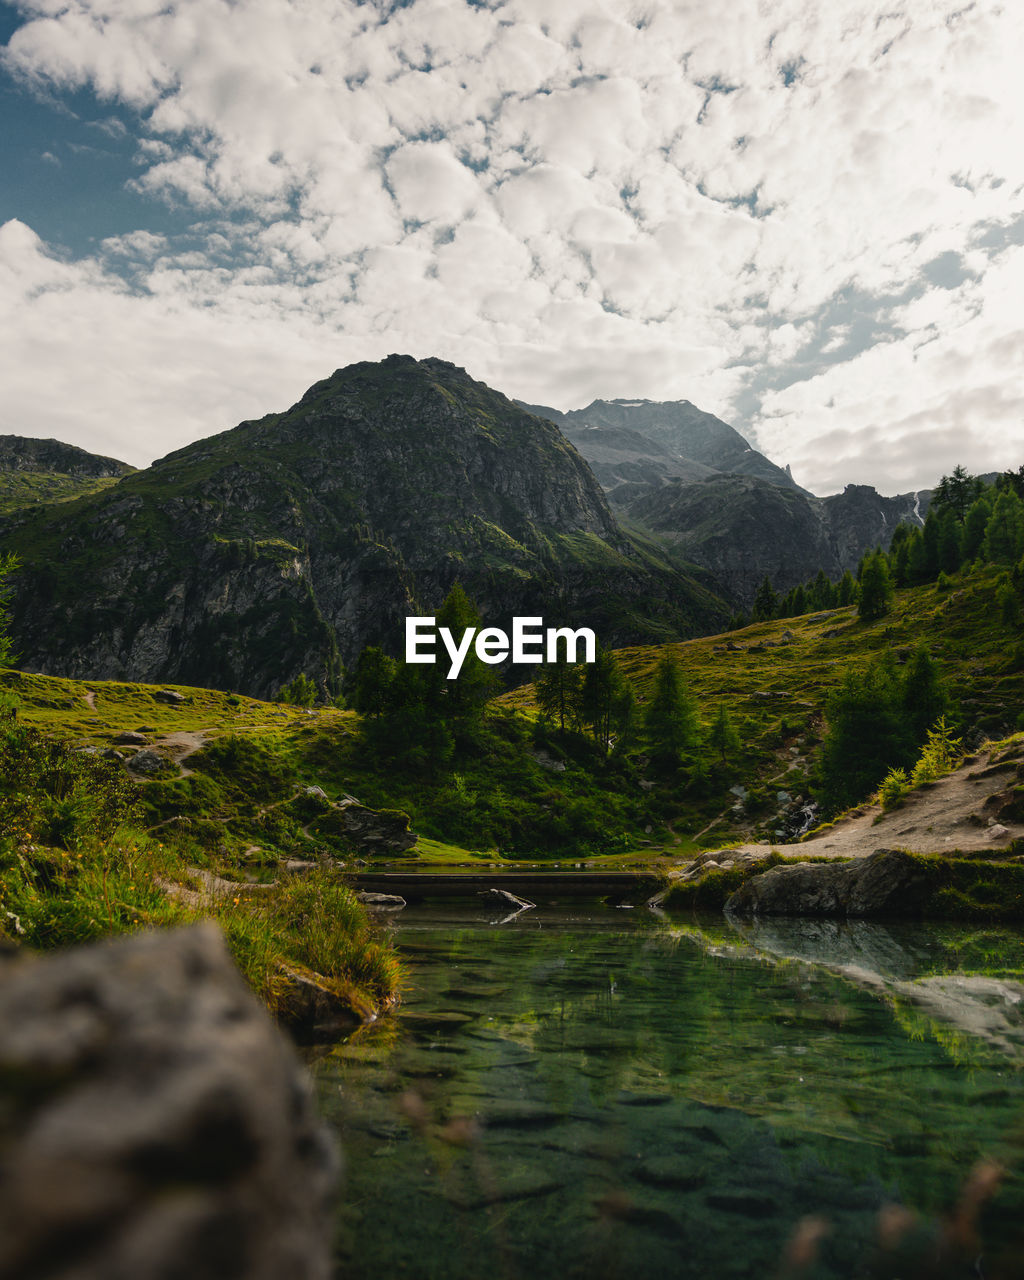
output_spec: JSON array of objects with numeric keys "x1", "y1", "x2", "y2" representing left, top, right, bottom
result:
[{"x1": 1, "y1": 0, "x2": 1023, "y2": 496}]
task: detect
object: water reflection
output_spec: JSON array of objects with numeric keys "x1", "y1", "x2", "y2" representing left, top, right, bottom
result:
[{"x1": 313, "y1": 906, "x2": 1024, "y2": 1279}]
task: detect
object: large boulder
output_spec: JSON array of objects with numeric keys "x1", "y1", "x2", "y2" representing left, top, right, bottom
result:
[
  {"x1": 0, "y1": 923, "x2": 337, "y2": 1280},
  {"x1": 725, "y1": 849, "x2": 930, "y2": 919},
  {"x1": 313, "y1": 802, "x2": 417, "y2": 855}
]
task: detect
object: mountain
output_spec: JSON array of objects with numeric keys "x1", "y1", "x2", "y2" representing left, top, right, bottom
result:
[
  {"x1": 0, "y1": 435, "x2": 134, "y2": 517},
  {"x1": 523, "y1": 398, "x2": 803, "y2": 493},
  {"x1": 619, "y1": 475, "x2": 929, "y2": 607},
  {"x1": 2, "y1": 356, "x2": 727, "y2": 697},
  {"x1": 521, "y1": 398, "x2": 934, "y2": 608}
]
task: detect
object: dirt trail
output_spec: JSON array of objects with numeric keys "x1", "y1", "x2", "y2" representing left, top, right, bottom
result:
[
  {"x1": 685, "y1": 742, "x2": 1024, "y2": 871},
  {"x1": 154, "y1": 730, "x2": 209, "y2": 777}
]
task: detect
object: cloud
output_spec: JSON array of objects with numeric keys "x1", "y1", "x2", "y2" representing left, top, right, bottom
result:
[{"x1": 0, "y1": 0, "x2": 1022, "y2": 492}]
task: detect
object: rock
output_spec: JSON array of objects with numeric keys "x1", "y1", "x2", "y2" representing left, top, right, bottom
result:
[
  {"x1": 726, "y1": 849, "x2": 929, "y2": 919},
  {"x1": 114, "y1": 731, "x2": 150, "y2": 745},
  {"x1": 303, "y1": 785, "x2": 328, "y2": 801},
  {"x1": 987, "y1": 824, "x2": 1011, "y2": 840},
  {"x1": 275, "y1": 964, "x2": 372, "y2": 1041},
  {"x1": 157, "y1": 869, "x2": 277, "y2": 909},
  {"x1": 633, "y1": 1156, "x2": 706, "y2": 1190},
  {"x1": 356, "y1": 891, "x2": 407, "y2": 909},
  {"x1": 705, "y1": 1190, "x2": 779, "y2": 1217},
  {"x1": 126, "y1": 748, "x2": 174, "y2": 777},
  {"x1": 100, "y1": 747, "x2": 125, "y2": 761},
  {"x1": 284, "y1": 858, "x2": 318, "y2": 874},
  {"x1": 984, "y1": 789, "x2": 1024, "y2": 825},
  {"x1": 0, "y1": 924, "x2": 337, "y2": 1280},
  {"x1": 313, "y1": 803, "x2": 417, "y2": 855},
  {"x1": 153, "y1": 689, "x2": 186, "y2": 704}
]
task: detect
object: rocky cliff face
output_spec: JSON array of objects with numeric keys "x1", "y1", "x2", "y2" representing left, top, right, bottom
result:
[
  {"x1": 523, "y1": 398, "x2": 935, "y2": 609},
  {"x1": 0, "y1": 435, "x2": 133, "y2": 479},
  {"x1": 620, "y1": 475, "x2": 930, "y2": 608},
  {"x1": 5, "y1": 356, "x2": 726, "y2": 695}
]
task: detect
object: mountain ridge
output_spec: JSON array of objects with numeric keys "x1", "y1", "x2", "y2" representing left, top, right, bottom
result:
[{"x1": 2, "y1": 355, "x2": 726, "y2": 696}]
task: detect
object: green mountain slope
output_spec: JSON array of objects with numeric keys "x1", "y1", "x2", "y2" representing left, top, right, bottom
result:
[{"x1": 1, "y1": 357, "x2": 726, "y2": 698}]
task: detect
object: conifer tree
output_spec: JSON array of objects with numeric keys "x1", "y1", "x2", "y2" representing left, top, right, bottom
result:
[
  {"x1": 983, "y1": 490, "x2": 1024, "y2": 564},
  {"x1": 0, "y1": 554, "x2": 18, "y2": 669},
  {"x1": 708, "y1": 703, "x2": 741, "y2": 767},
  {"x1": 811, "y1": 569, "x2": 835, "y2": 609},
  {"x1": 349, "y1": 646, "x2": 397, "y2": 718},
  {"x1": 752, "y1": 576, "x2": 778, "y2": 622},
  {"x1": 837, "y1": 570, "x2": 858, "y2": 606},
  {"x1": 900, "y1": 645, "x2": 947, "y2": 742},
  {"x1": 933, "y1": 464, "x2": 983, "y2": 523},
  {"x1": 581, "y1": 645, "x2": 634, "y2": 755},
  {"x1": 857, "y1": 550, "x2": 894, "y2": 621},
  {"x1": 936, "y1": 507, "x2": 961, "y2": 574},
  {"x1": 431, "y1": 584, "x2": 500, "y2": 720},
  {"x1": 818, "y1": 657, "x2": 911, "y2": 811},
  {"x1": 961, "y1": 495, "x2": 992, "y2": 565},
  {"x1": 533, "y1": 654, "x2": 584, "y2": 734},
  {"x1": 643, "y1": 651, "x2": 700, "y2": 770}
]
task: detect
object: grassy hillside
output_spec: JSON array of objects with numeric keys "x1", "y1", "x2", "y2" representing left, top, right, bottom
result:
[
  {"x1": 0, "y1": 679, "x2": 402, "y2": 1033},
  {"x1": 0, "y1": 471, "x2": 125, "y2": 516},
  {"x1": 2, "y1": 562, "x2": 1021, "y2": 869},
  {"x1": 500, "y1": 564, "x2": 1023, "y2": 846}
]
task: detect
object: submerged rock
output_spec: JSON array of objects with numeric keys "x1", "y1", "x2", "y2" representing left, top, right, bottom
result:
[{"x1": 0, "y1": 923, "x2": 337, "y2": 1280}]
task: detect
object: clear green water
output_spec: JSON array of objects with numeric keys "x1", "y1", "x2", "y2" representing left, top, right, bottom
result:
[{"x1": 312, "y1": 905, "x2": 1024, "y2": 1279}]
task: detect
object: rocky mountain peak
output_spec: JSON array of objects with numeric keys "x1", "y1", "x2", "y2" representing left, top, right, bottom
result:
[{"x1": 3, "y1": 356, "x2": 725, "y2": 696}]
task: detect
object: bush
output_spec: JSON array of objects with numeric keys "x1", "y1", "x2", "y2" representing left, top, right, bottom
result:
[
  {"x1": 0, "y1": 708, "x2": 140, "y2": 848},
  {"x1": 276, "y1": 673, "x2": 318, "y2": 707},
  {"x1": 876, "y1": 766, "x2": 910, "y2": 810},
  {"x1": 911, "y1": 717, "x2": 962, "y2": 786}
]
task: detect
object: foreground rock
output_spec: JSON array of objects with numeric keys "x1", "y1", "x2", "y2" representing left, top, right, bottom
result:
[
  {"x1": 725, "y1": 849, "x2": 929, "y2": 918},
  {"x1": 0, "y1": 924, "x2": 337, "y2": 1280}
]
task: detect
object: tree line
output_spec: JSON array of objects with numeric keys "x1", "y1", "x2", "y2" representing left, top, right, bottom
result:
[
  {"x1": 738, "y1": 463, "x2": 1024, "y2": 630},
  {"x1": 345, "y1": 584, "x2": 742, "y2": 779}
]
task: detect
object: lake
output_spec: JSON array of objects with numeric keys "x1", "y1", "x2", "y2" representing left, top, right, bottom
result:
[{"x1": 312, "y1": 902, "x2": 1024, "y2": 1279}]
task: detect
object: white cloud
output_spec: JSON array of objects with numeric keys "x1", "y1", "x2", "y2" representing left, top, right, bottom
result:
[{"x1": 1, "y1": 0, "x2": 1023, "y2": 491}]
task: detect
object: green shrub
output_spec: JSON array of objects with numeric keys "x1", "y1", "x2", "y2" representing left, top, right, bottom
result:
[
  {"x1": 276, "y1": 673, "x2": 318, "y2": 707},
  {"x1": 910, "y1": 716, "x2": 962, "y2": 786},
  {"x1": 876, "y1": 766, "x2": 910, "y2": 810}
]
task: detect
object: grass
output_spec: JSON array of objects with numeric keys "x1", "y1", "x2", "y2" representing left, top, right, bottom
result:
[
  {"x1": 1, "y1": 563, "x2": 1020, "y2": 866},
  {"x1": 0, "y1": 708, "x2": 401, "y2": 1027},
  {"x1": 0, "y1": 471, "x2": 125, "y2": 515}
]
